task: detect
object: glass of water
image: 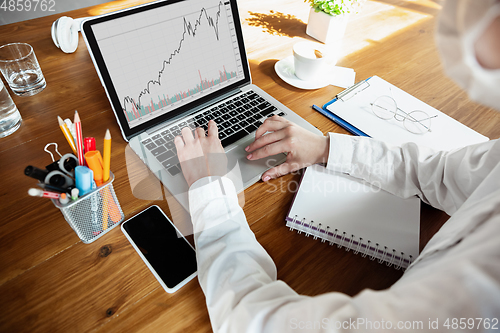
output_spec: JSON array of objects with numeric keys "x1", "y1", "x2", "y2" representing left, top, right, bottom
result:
[
  {"x1": 0, "y1": 43, "x2": 46, "y2": 96},
  {"x1": 0, "y1": 79, "x2": 22, "y2": 138}
]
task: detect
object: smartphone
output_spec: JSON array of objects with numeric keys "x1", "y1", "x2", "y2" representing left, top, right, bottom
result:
[{"x1": 121, "y1": 205, "x2": 197, "y2": 293}]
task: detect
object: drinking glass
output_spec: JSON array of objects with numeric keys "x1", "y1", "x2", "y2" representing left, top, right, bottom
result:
[
  {"x1": 0, "y1": 43, "x2": 46, "y2": 96},
  {"x1": 0, "y1": 79, "x2": 22, "y2": 138}
]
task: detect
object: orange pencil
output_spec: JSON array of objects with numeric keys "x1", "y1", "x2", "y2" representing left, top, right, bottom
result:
[{"x1": 57, "y1": 116, "x2": 77, "y2": 155}]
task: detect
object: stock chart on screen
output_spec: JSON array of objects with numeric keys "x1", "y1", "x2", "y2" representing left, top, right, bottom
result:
[{"x1": 91, "y1": 0, "x2": 244, "y2": 128}]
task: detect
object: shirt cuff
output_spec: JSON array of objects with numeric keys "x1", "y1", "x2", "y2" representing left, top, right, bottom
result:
[
  {"x1": 188, "y1": 176, "x2": 241, "y2": 233},
  {"x1": 326, "y1": 132, "x2": 357, "y2": 174}
]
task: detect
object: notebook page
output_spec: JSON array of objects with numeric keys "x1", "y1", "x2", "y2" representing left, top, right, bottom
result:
[{"x1": 287, "y1": 164, "x2": 420, "y2": 260}]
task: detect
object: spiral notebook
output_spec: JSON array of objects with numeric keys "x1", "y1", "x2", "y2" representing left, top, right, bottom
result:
[{"x1": 286, "y1": 164, "x2": 420, "y2": 269}]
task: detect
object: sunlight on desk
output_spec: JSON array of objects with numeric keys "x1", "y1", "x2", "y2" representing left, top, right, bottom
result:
[
  {"x1": 343, "y1": 1, "x2": 433, "y2": 58},
  {"x1": 240, "y1": 0, "x2": 438, "y2": 64},
  {"x1": 86, "y1": 0, "x2": 155, "y2": 16}
]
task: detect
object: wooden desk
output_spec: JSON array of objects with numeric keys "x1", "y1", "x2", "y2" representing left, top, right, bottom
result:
[{"x1": 1, "y1": 0, "x2": 499, "y2": 332}]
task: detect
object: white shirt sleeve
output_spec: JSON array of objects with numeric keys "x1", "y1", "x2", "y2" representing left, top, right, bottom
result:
[
  {"x1": 189, "y1": 137, "x2": 500, "y2": 333},
  {"x1": 189, "y1": 176, "x2": 303, "y2": 332},
  {"x1": 326, "y1": 133, "x2": 498, "y2": 215}
]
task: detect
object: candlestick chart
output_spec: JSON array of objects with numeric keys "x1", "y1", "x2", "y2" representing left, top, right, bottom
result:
[{"x1": 93, "y1": 0, "x2": 243, "y2": 127}]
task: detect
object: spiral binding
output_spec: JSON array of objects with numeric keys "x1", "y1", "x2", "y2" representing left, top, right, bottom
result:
[{"x1": 287, "y1": 215, "x2": 413, "y2": 270}]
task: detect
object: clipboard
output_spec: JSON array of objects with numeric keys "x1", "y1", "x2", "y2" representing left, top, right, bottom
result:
[{"x1": 321, "y1": 76, "x2": 488, "y2": 151}]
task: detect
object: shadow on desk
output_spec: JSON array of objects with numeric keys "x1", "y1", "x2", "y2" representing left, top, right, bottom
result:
[{"x1": 245, "y1": 10, "x2": 308, "y2": 38}]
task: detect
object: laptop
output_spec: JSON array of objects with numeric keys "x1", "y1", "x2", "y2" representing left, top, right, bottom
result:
[{"x1": 81, "y1": 0, "x2": 321, "y2": 209}]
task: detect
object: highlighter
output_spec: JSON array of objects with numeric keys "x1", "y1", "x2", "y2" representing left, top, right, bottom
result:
[
  {"x1": 84, "y1": 150, "x2": 104, "y2": 187},
  {"x1": 75, "y1": 166, "x2": 93, "y2": 196}
]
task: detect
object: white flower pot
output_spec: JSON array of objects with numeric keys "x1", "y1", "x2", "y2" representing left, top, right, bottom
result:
[{"x1": 306, "y1": 8, "x2": 349, "y2": 44}]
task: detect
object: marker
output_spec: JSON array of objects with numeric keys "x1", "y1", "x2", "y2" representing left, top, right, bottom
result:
[
  {"x1": 85, "y1": 150, "x2": 104, "y2": 186},
  {"x1": 59, "y1": 193, "x2": 70, "y2": 205},
  {"x1": 74, "y1": 110, "x2": 85, "y2": 166},
  {"x1": 103, "y1": 129, "x2": 111, "y2": 183},
  {"x1": 28, "y1": 188, "x2": 60, "y2": 199},
  {"x1": 58, "y1": 116, "x2": 77, "y2": 155},
  {"x1": 63, "y1": 118, "x2": 72, "y2": 128},
  {"x1": 25, "y1": 166, "x2": 69, "y2": 188},
  {"x1": 71, "y1": 188, "x2": 79, "y2": 201},
  {"x1": 24, "y1": 165, "x2": 48, "y2": 182},
  {"x1": 37, "y1": 183, "x2": 72, "y2": 194},
  {"x1": 64, "y1": 118, "x2": 76, "y2": 139},
  {"x1": 84, "y1": 137, "x2": 96, "y2": 154},
  {"x1": 75, "y1": 166, "x2": 92, "y2": 196},
  {"x1": 64, "y1": 118, "x2": 77, "y2": 142}
]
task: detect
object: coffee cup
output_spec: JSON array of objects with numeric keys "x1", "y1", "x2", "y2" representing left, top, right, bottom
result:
[{"x1": 293, "y1": 41, "x2": 333, "y2": 81}]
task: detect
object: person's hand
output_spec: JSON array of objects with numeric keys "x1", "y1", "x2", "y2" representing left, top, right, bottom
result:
[
  {"x1": 245, "y1": 116, "x2": 329, "y2": 181},
  {"x1": 174, "y1": 120, "x2": 227, "y2": 187}
]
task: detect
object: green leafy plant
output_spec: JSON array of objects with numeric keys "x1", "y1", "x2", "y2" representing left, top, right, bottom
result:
[{"x1": 306, "y1": 0, "x2": 365, "y2": 16}]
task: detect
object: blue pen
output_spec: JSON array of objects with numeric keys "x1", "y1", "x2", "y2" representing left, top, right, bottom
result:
[{"x1": 312, "y1": 104, "x2": 370, "y2": 137}]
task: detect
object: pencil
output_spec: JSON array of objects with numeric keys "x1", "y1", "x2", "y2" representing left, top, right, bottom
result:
[
  {"x1": 103, "y1": 129, "x2": 111, "y2": 183},
  {"x1": 57, "y1": 116, "x2": 77, "y2": 155},
  {"x1": 74, "y1": 110, "x2": 85, "y2": 166}
]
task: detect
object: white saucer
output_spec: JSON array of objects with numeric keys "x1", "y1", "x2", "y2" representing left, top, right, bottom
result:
[{"x1": 274, "y1": 56, "x2": 331, "y2": 90}]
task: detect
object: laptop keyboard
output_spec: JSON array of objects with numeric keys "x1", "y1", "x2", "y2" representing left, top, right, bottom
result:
[{"x1": 141, "y1": 90, "x2": 287, "y2": 176}]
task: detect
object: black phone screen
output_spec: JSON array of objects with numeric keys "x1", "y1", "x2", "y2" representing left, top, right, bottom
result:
[{"x1": 122, "y1": 206, "x2": 197, "y2": 289}]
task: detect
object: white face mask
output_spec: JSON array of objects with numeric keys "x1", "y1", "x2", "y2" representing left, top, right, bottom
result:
[{"x1": 436, "y1": 1, "x2": 500, "y2": 111}]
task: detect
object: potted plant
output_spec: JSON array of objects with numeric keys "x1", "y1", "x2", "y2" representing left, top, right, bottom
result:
[{"x1": 305, "y1": 0, "x2": 365, "y2": 43}]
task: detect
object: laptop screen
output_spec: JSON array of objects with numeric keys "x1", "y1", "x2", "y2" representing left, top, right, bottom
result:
[{"x1": 82, "y1": 0, "x2": 250, "y2": 140}]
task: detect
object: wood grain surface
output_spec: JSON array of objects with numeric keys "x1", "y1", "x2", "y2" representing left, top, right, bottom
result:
[{"x1": 1, "y1": 0, "x2": 499, "y2": 332}]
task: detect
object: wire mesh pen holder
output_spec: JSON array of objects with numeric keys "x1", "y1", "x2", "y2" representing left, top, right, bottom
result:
[{"x1": 52, "y1": 172, "x2": 124, "y2": 244}]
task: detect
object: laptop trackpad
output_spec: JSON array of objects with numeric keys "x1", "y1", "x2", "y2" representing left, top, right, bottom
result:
[{"x1": 226, "y1": 138, "x2": 286, "y2": 184}]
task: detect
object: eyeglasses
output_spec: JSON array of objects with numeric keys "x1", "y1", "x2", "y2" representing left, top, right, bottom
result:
[{"x1": 370, "y1": 91, "x2": 438, "y2": 134}]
